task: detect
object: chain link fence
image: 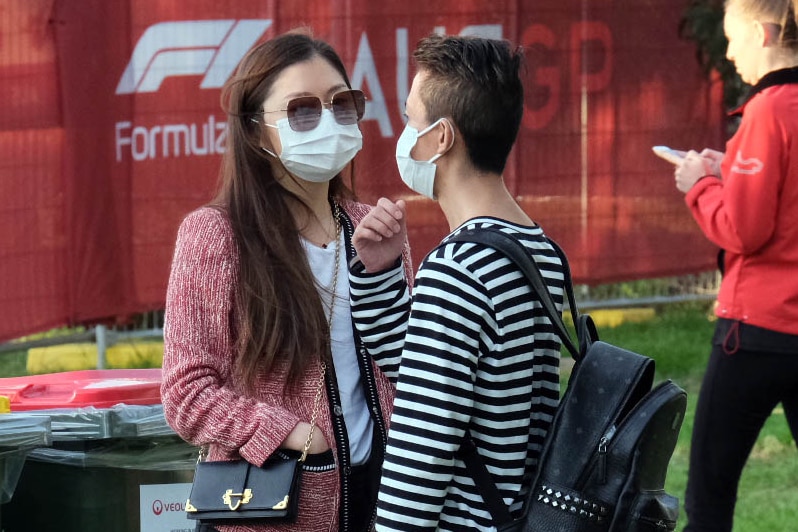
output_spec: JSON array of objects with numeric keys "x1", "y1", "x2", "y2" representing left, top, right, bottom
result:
[
  {"x1": 2, "y1": 271, "x2": 721, "y2": 361},
  {"x1": 573, "y1": 271, "x2": 720, "y2": 310}
]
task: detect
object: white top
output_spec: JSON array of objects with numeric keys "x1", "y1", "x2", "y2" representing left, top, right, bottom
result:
[{"x1": 302, "y1": 232, "x2": 373, "y2": 465}]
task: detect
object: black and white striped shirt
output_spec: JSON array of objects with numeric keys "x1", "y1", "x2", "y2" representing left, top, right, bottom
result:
[{"x1": 350, "y1": 218, "x2": 564, "y2": 531}]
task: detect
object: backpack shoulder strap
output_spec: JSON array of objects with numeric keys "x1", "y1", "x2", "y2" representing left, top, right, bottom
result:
[
  {"x1": 448, "y1": 227, "x2": 579, "y2": 526},
  {"x1": 458, "y1": 437, "x2": 515, "y2": 524},
  {"x1": 447, "y1": 228, "x2": 579, "y2": 358}
]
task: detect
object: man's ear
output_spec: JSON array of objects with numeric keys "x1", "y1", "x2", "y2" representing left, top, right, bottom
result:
[{"x1": 437, "y1": 118, "x2": 457, "y2": 155}]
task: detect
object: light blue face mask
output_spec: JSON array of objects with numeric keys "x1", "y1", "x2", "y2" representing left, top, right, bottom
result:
[
  {"x1": 262, "y1": 109, "x2": 362, "y2": 183},
  {"x1": 394, "y1": 118, "x2": 447, "y2": 199}
]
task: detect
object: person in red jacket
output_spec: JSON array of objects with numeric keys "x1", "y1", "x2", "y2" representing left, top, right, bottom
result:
[
  {"x1": 161, "y1": 31, "x2": 412, "y2": 532},
  {"x1": 675, "y1": 0, "x2": 798, "y2": 530}
]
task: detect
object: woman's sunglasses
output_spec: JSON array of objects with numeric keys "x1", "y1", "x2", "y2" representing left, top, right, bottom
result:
[{"x1": 261, "y1": 89, "x2": 366, "y2": 132}]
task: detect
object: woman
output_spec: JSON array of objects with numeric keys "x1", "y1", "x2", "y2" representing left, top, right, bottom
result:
[
  {"x1": 161, "y1": 31, "x2": 412, "y2": 532},
  {"x1": 674, "y1": 1, "x2": 798, "y2": 530}
]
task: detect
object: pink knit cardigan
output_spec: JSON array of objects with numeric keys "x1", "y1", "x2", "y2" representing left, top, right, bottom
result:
[{"x1": 161, "y1": 201, "x2": 412, "y2": 532}]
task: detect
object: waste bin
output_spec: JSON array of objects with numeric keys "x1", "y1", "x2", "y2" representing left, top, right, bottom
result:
[
  {"x1": 0, "y1": 412, "x2": 52, "y2": 525},
  {"x1": 0, "y1": 369, "x2": 198, "y2": 532}
]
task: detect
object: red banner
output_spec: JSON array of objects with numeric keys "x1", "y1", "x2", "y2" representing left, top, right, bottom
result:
[{"x1": 0, "y1": 0, "x2": 722, "y2": 342}]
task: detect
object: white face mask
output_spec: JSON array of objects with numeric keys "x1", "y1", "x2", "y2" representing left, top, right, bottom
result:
[
  {"x1": 264, "y1": 109, "x2": 363, "y2": 183},
  {"x1": 395, "y1": 118, "x2": 446, "y2": 199}
]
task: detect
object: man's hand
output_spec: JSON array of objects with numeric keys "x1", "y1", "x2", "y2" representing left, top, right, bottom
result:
[{"x1": 352, "y1": 198, "x2": 407, "y2": 272}]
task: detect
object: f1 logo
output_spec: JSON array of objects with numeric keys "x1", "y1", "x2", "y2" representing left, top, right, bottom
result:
[{"x1": 116, "y1": 19, "x2": 272, "y2": 94}]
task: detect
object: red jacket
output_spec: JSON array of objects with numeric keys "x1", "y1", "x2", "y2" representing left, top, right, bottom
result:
[{"x1": 686, "y1": 68, "x2": 798, "y2": 335}]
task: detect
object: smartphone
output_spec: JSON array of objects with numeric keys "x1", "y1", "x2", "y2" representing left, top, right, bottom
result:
[{"x1": 652, "y1": 145, "x2": 686, "y2": 165}]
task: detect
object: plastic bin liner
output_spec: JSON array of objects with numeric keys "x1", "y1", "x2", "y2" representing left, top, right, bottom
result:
[
  {"x1": 18, "y1": 403, "x2": 197, "y2": 468},
  {"x1": 17, "y1": 403, "x2": 175, "y2": 441},
  {"x1": 16, "y1": 406, "x2": 113, "y2": 440},
  {"x1": 109, "y1": 403, "x2": 176, "y2": 438},
  {"x1": 26, "y1": 435, "x2": 197, "y2": 470},
  {"x1": 0, "y1": 414, "x2": 52, "y2": 503},
  {"x1": 5, "y1": 434, "x2": 197, "y2": 532},
  {"x1": 0, "y1": 414, "x2": 51, "y2": 448}
]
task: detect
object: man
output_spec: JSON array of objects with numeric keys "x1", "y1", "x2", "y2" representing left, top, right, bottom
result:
[{"x1": 348, "y1": 34, "x2": 564, "y2": 531}]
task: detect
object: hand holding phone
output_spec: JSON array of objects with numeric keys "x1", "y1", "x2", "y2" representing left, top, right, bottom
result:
[{"x1": 652, "y1": 145, "x2": 687, "y2": 165}]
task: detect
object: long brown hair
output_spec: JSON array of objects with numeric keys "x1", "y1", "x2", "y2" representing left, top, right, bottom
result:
[{"x1": 214, "y1": 31, "x2": 356, "y2": 389}]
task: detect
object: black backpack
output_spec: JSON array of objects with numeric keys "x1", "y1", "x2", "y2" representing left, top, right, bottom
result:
[{"x1": 451, "y1": 228, "x2": 687, "y2": 532}]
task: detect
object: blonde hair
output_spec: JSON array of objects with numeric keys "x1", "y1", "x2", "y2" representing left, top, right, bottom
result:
[{"x1": 726, "y1": 0, "x2": 798, "y2": 48}]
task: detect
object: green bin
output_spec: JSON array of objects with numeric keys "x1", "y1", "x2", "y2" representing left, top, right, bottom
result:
[
  {"x1": 0, "y1": 414, "x2": 52, "y2": 526},
  {"x1": 0, "y1": 370, "x2": 197, "y2": 532}
]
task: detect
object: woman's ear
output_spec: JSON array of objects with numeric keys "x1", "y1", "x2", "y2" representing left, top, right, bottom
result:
[{"x1": 755, "y1": 20, "x2": 780, "y2": 47}]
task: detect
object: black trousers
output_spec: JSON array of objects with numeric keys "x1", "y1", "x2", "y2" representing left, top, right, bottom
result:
[
  {"x1": 348, "y1": 459, "x2": 379, "y2": 531},
  {"x1": 684, "y1": 319, "x2": 798, "y2": 532}
]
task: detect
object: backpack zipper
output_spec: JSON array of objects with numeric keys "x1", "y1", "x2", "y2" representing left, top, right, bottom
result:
[
  {"x1": 596, "y1": 425, "x2": 616, "y2": 484},
  {"x1": 586, "y1": 381, "x2": 677, "y2": 488},
  {"x1": 637, "y1": 515, "x2": 676, "y2": 530}
]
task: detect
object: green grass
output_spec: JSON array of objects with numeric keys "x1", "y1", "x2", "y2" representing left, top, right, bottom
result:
[
  {"x1": 572, "y1": 302, "x2": 798, "y2": 532},
  {"x1": 0, "y1": 349, "x2": 30, "y2": 378}
]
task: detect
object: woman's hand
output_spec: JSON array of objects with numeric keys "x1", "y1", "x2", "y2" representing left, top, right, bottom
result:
[
  {"x1": 699, "y1": 148, "x2": 724, "y2": 176},
  {"x1": 281, "y1": 421, "x2": 330, "y2": 454},
  {"x1": 352, "y1": 197, "x2": 408, "y2": 272},
  {"x1": 675, "y1": 150, "x2": 716, "y2": 193}
]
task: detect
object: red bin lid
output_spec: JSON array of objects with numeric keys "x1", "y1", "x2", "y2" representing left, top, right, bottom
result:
[{"x1": 0, "y1": 368, "x2": 162, "y2": 410}]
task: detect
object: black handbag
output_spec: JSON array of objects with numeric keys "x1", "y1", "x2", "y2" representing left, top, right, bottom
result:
[
  {"x1": 186, "y1": 454, "x2": 302, "y2": 523},
  {"x1": 186, "y1": 360, "x2": 328, "y2": 525}
]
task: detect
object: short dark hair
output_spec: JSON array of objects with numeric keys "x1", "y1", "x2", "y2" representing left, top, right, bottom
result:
[{"x1": 412, "y1": 33, "x2": 525, "y2": 174}]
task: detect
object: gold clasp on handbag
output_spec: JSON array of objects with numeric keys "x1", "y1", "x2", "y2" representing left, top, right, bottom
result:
[
  {"x1": 272, "y1": 495, "x2": 289, "y2": 510},
  {"x1": 223, "y1": 489, "x2": 253, "y2": 511}
]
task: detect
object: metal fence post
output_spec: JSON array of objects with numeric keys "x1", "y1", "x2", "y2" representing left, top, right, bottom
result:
[{"x1": 96, "y1": 324, "x2": 107, "y2": 369}]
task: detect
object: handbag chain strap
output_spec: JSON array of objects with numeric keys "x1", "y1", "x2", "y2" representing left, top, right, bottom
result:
[{"x1": 300, "y1": 202, "x2": 341, "y2": 462}]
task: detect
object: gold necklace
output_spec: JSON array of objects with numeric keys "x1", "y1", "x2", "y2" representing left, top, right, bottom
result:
[
  {"x1": 306, "y1": 206, "x2": 339, "y2": 249},
  {"x1": 326, "y1": 203, "x2": 342, "y2": 324}
]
